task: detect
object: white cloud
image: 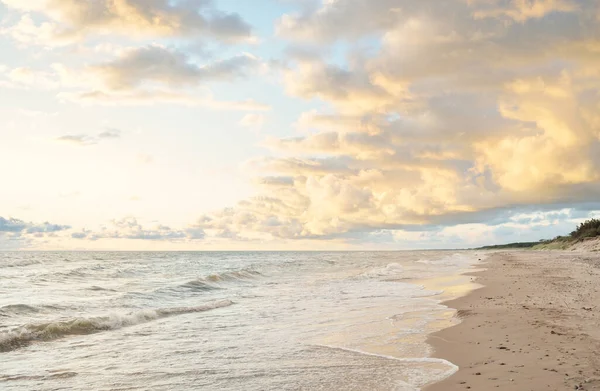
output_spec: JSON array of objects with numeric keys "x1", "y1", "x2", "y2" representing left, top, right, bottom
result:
[
  {"x1": 239, "y1": 113, "x2": 265, "y2": 130},
  {"x1": 0, "y1": 0, "x2": 254, "y2": 45},
  {"x1": 56, "y1": 89, "x2": 271, "y2": 110},
  {"x1": 276, "y1": 0, "x2": 403, "y2": 42},
  {"x1": 54, "y1": 129, "x2": 122, "y2": 146},
  {"x1": 3, "y1": 0, "x2": 600, "y2": 247},
  {"x1": 54, "y1": 134, "x2": 96, "y2": 146},
  {"x1": 0, "y1": 46, "x2": 271, "y2": 110},
  {"x1": 98, "y1": 128, "x2": 121, "y2": 139},
  {"x1": 72, "y1": 217, "x2": 205, "y2": 241},
  {"x1": 188, "y1": 0, "x2": 600, "y2": 242},
  {"x1": 7, "y1": 66, "x2": 59, "y2": 89},
  {"x1": 0, "y1": 14, "x2": 77, "y2": 47},
  {"x1": 0, "y1": 216, "x2": 71, "y2": 249},
  {"x1": 472, "y1": 0, "x2": 580, "y2": 22},
  {"x1": 91, "y1": 45, "x2": 262, "y2": 90}
]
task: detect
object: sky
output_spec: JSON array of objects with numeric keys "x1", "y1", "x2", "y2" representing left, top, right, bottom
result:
[{"x1": 1, "y1": 0, "x2": 600, "y2": 250}]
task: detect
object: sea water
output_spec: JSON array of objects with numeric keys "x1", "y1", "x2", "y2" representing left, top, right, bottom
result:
[{"x1": 0, "y1": 251, "x2": 483, "y2": 390}]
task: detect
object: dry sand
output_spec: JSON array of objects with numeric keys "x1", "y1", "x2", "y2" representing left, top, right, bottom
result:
[{"x1": 425, "y1": 251, "x2": 600, "y2": 391}]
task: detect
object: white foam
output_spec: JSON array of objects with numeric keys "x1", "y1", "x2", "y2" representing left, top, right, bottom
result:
[
  {"x1": 361, "y1": 262, "x2": 405, "y2": 278},
  {"x1": 313, "y1": 343, "x2": 456, "y2": 366},
  {"x1": 312, "y1": 344, "x2": 459, "y2": 389},
  {"x1": 0, "y1": 300, "x2": 233, "y2": 353}
]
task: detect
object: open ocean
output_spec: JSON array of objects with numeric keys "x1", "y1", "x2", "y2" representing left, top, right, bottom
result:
[{"x1": 0, "y1": 251, "x2": 482, "y2": 390}]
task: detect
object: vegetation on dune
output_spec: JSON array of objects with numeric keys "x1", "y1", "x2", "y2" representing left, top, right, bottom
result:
[
  {"x1": 476, "y1": 218, "x2": 600, "y2": 250},
  {"x1": 570, "y1": 218, "x2": 600, "y2": 240},
  {"x1": 476, "y1": 242, "x2": 541, "y2": 250}
]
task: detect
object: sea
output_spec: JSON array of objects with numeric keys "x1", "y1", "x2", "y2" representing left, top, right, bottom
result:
[{"x1": 0, "y1": 251, "x2": 483, "y2": 390}]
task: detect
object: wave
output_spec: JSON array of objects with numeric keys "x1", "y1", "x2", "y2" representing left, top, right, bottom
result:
[
  {"x1": 205, "y1": 269, "x2": 261, "y2": 282},
  {"x1": 0, "y1": 299, "x2": 233, "y2": 353},
  {"x1": 312, "y1": 343, "x2": 457, "y2": 366},
  {"x1": 0, "y1": 304, "x2": 42, "y2": 316},
  {"x1": 155, "y1": 302, "x2": 232, "y2": 316},
  {"x1": 1, "y1": 371, "x2": 78, "y2": 382},
  {"x1": 0, "y1": 304, "x2": 66, "y2": 317},
  {"x1": 175, "y1": 269, "x2": 262, "y2": 292},
  {"x1": 359, "y1": 263, "x2": 405, "y2": 279},
  {"x1": 0, "y1": 259, "x2": 41, "y2": 268},
  {"x1": 178, "y1": 279, "x2": 223, "y2": 292},
  {"x1": 87, "y1": 285, "x2": 116, "y2": 292},
  {"x1": 312, "y1": 344, "x2": 458, "y2": 388},
  {"x1": 33, "y1": 265, "x2": 107, "y2": 282}
]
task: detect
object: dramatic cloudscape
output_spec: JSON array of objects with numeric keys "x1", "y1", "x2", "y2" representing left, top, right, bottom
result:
[{"x1": 1, "y1": 0, "x2": 600, "y2": 250}]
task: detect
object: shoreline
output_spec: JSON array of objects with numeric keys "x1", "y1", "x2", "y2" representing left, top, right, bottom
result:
[{"x1": 424, "y1": 251, "x2": 600, "y2": 390}]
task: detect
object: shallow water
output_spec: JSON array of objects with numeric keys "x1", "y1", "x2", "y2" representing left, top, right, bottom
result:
[{"x1": 0, "y1": 251, "x2": 482, "y2": 390}]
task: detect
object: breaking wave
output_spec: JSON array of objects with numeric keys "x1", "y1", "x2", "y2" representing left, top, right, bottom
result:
[
  {"x1": 205, "y1": 269, "x2": 262, "y2": 282},
  {"x1": 359, "y1": 263, "x2": 405, "y2": 279},
  {"x1": 178, "y1": 279, "x2": 223, "y2": 292},
  {"x1": 0, "y1": 299, "x2": 233, "y2": 353},
  {"x1": 176, "y1": 269, "x2": 262, "y2": 292}
]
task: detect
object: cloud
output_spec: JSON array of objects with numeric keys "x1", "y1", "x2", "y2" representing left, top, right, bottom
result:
[
  {"x1": 276, "y1": 0, "x2": 403, "y2": 42},
  {"x1": 70, "y1": 231, "x2": 89, "y2": 239},
  {"x1": 0, "y1": 0, "x2": 253, "y2": 45},
  {"x1": 55, "y1": 134, "x2": 96, "y2": 146},
  {"x1": 0, "y1": 217, "x2": 28, "y2": 233},
  {"x1": 98, "y1": 128, "x2": 121, "y2": 139},
  {"x1": 0, "y1": 63, "x2": 90, "y2": 91},
  {"x1": 25, "y1": 222, "x2": 71, "y2": 234},
  {"x1": 277, "y1": 0, "x2": 583, "y2": 43},
  {"x1": 0, "y1": 47, "x2": 270, "y2": 110},
  {"x1": 54, "y1": 129, "x2": 122, "y2": 146},
  {"x1": 472, "y1": 0, "x2": 580, "y2": 22},
  {"x1": 0, "y1": 216, "x2": 70, "y2": 235},
  {"x1": 7, "y1": 66, "x2": 59, "y2": 88},
  {"x1": 3, "y1": 0, "x2": 600, "y2": 248},
  {"x1": 188, "y1": 0, "x2": 600, "y2": 242},
  {"x1": 239, "y1": 113, "x2": 265, "y2": 130},
  {"x1": 0, "y1": 13, "x2": 76, "y2": 47},
  {"x1": 388, "y1": 206, "x2": 600, "y2": 248},
  {"x1": 283, "y1": 61, "x2": 392, "y2": 114},
  {"x1": 91, "y1": 45, "x2": 262, "y2": 90},
  {"x1": 57, "y1": 89, "x2": 271, "y2": 110},
  {"x1": 72, "y1": 217, "x2": 205, "y2": 241}
]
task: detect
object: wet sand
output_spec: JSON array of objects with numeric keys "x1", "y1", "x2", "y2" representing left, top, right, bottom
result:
[{"x1": 425, "y1": 251, "x2": 600, "y2": 390}]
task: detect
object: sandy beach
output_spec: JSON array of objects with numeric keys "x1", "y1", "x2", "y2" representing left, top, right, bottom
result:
[{"x1": 426, "y1": 251, "x2": 600, "y2": 391}]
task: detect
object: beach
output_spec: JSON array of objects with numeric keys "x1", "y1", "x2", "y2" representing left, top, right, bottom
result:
[{"x1": 425, "y1": 251, "x2": 600, "y2": 390}]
